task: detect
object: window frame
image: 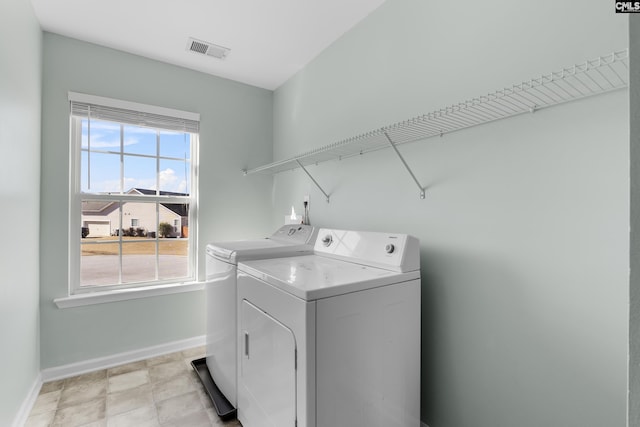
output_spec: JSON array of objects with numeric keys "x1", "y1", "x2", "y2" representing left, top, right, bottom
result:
[{"x1": 68, "y1": 92, "x2": 200, "y2": 296}]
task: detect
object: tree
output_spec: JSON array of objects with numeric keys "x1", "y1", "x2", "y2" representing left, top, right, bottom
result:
[{"x1": 158, "y1": 222, "x2": 173, "y2": 238}]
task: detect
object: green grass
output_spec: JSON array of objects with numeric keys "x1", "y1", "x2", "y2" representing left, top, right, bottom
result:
[{"x1": 81, "y1": 236, "x2": 188, "y2": 256}]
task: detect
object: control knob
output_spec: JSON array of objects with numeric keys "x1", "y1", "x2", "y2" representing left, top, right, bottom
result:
[
  {"x1": 385, "y1": 243, "x2": 395, "y2": 254},
  {"x1": 321, "y1": 234, "x2": 333, "y2": 246}
]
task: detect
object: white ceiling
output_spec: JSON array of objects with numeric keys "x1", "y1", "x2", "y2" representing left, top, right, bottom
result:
[{"x1": 30, "y1": 0, "x2": 387, "y2": 90}]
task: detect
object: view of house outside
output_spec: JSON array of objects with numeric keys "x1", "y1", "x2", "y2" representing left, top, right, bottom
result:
[
  {"x1": 77, "y1": 118, "x2": 193, "y2": 287},
  {"x1": 81, "y1": 190, "x2": 189, "y2": 238}
]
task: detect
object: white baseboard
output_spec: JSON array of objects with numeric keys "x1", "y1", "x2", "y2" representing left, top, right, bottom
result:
[
  {"x1": 41, "y1": 335, "x2": 205, "y2": 382},
  {"x1": 12, "y1": 373, "x2": 42, "y2": 427}
]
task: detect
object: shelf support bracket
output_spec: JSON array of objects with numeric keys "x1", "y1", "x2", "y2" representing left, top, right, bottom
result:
[
  {"x1": 296, "y1": 160, "x2": 330, "y2": 203},
  {"x1": 383, "y1": 132, "x2": 425, "y2": 199}
]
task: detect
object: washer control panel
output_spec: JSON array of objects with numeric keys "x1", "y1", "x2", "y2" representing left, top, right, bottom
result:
[{"x1": 270, "y1": 224, "x2": 316, "y2": 244}]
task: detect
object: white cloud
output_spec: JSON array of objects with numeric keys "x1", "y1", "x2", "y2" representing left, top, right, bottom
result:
[
  {"x1": 159, "y1": 168, "x2": 188, "y2": 193},
  {"x1": 159, "y1": 168, "x2": 175, "y2": 188}
]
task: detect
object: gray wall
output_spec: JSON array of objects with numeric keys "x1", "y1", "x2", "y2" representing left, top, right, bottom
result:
[
  {"x1": 0, "y1": 0, "x2": 42, "y2": 425},
  {"x1": 271, "y1": 1, "x2": 629, "y2": 426},
  {"x1": 40, "y1": 33, "x2": 273, "y2": 368}
]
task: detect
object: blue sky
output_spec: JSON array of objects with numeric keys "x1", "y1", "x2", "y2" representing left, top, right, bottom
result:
[{"x1": 81, "y1": 120, "x2": 191, "y2": 194}]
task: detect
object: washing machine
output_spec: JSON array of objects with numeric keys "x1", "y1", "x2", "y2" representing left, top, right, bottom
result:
[
  {"x1": 236, "y1": 228, "x2": 421, "y2": 427},
  {"x1": 200, "y1": 224, "x2": 317, "y2": 418}
]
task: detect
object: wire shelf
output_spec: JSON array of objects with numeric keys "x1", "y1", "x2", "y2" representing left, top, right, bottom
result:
[{"x1": 243, "y1": 50, "x2": 629, "y2": 200}]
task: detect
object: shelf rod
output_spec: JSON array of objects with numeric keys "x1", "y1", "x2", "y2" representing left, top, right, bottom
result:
[
  {"x1": 383, "y1": 131, "x2": 425, "y2": 199},
  {"x1": 295, "y1": 159, "x2": 330, "y2": 203}
]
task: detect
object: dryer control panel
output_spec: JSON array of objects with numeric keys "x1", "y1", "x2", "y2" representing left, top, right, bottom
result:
[{"x1": 314, "y1": 228, "x2": 420, "y2": 273}]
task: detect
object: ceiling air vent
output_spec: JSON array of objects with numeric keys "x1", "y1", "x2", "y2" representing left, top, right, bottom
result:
[{"x1": 186, "y1": 37, "x2": 230, "y2": 60}]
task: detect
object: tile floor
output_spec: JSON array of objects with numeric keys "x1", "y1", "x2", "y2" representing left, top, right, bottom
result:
[{"x1": 25, "y1": 347, "x2": 242, "y2": 427}]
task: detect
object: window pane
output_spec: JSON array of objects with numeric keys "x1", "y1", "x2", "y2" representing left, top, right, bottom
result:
[
  {"x1": 159, "y1": 203, "x2": 188, "y2": 237},
  {"x1": 160, "y1": 131, "x2": 190, "y2": 159},
  {"x1": 123, "y1": 125, "x2": 157, "y2": 156},
  {"x1": 81, "y1": 151, "x2": 88, "y2": 191},
  {"x1": 159, "y1": 202, "x2": 189, "y2": 280},
  {"x1": 82, "y1": 152, "x2": 121, "y2": 193},
  {"x1": 122, "y1": 241, "x2": 157, "y2": 284},
  {"x1": 82, "y1": 119, "x2": 120, "y2": 150},
  {"x1": 81, "y1": 119, "x2": 89, "y2": 149},
  {"x1": 82, "y1": 200, "x2": 119, "y2": 237},
  {"x1": 124, "y1": 155, "x2": 157, "y2": 193},
  {"x1": 81, "y1": 119, "x2": 122, "y2": 193},
  {"x1": 159, "y1": 240, "x2": 189, "y2": 281},
  {"x1": 81, "y1": 248, "x2": 120, "y2": 287},
  {"x1": 81, "y1": 200, "x2": 120, "y2": 287},
  {"x1": 122, "y1": 201, "x2": 156, "y2": 236},
  {"x1": 81, "y1": 235, "x2": 120, "y2": 287},
  {"x1": 159, "y1": 159, "x2": 190, "y2": 194}
]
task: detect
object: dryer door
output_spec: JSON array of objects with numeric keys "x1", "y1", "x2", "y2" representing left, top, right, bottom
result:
[{"x1": 239, "y1": 299, "x2": 296, "y2": 427}]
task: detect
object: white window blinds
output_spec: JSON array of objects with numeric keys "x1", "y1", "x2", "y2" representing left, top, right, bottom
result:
[{"x1": 68, "y1": 91, "x2": 200, "y2": 133}]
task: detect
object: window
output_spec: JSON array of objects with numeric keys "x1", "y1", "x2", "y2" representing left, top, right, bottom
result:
[{"x1": 69, "y1": 92, "x2": 199, "y2": 294}]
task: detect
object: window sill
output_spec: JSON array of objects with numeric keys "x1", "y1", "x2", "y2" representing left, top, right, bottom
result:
[{"x1": 53, "y1": 281, "x2": 205, "y2": 309}]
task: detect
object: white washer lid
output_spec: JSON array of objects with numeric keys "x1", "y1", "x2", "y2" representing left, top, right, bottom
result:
[
  {"x1": 206, "y1": 240, "x2": 314, "y2": 263},
  {"x1": 238, "y1": 255, "x2": 420, "y2": 301}
]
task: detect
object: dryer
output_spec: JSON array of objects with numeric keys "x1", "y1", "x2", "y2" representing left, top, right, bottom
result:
[
  {"x1": 203, "y1": 224, "x2": 317, "y2": 417},
  {"x1": 236, "y1": 228, "x2": 421, "y2": 427}
]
